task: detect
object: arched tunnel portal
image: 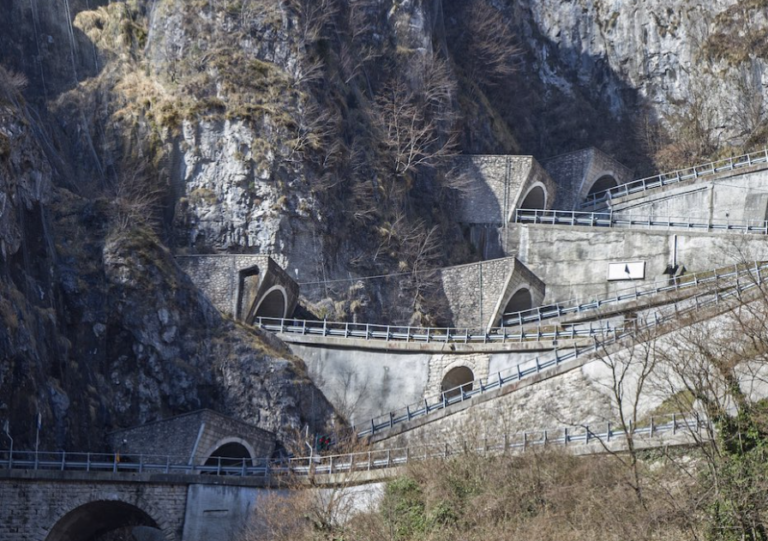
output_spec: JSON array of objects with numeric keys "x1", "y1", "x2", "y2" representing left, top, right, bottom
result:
[
  {"x1": 45, "y1": 500, "x2": 163, "y2": 541},
  {"x1": 586, "y1": 174, "x2": 618, "y2": 199}
]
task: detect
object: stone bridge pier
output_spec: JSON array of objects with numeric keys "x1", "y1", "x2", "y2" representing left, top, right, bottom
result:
[
  {"x1": 1, "y1": 476, "x2": 188, "y2": 541},
  {"x1": 0, "y1": 473, "x2": 273, "y2": 541}
]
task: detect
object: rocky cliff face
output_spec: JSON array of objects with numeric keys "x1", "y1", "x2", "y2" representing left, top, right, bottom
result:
[
  {"x1": 501, "y1": 0, "x2": 768, "y2": 165},
  {"x1": 1, "y1": 0, "x2": 766, "y2": 448},
  {"x1": 0, "y1": 72, "x2": 336, "y2": 449}
]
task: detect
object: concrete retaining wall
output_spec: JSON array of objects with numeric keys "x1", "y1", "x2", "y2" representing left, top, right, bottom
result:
[
  {"x1": 510, "y1": 224, "x2": 768, "y2": 304},
  {"x1": 610, "y1": 167, "x2": 768, "y2": 224}
]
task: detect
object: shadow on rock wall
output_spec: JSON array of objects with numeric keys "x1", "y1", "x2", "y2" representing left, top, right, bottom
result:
[{"x1": 444, "y1": 0, "x2": 658, "y2": 176}]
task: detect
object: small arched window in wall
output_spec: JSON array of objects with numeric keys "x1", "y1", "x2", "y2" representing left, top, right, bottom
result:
[
  {"x1": 586, "y1": 175, "x2": 618, "y2": 198},
  {"x1": 441, "y1": 366, "x2": 475, "y2": 399}
]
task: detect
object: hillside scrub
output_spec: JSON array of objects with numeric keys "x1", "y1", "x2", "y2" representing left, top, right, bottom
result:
[{"x1": 243, "y1": 449, "x2": 700, "y2": 541}]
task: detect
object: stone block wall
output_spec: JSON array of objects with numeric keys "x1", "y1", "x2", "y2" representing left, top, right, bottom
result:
[
  {"x1": 439, "y1": 258, "x2": 516, "y2": 330},
  {"x1": 176, "y1": 255, "x2": 272, "y2": 316},
  {"x1": 455, "y1": 155, "x2": 557, "y2": 225},
  {"x1": 176, "y1": 255, "x2": 299, "y2": 320},
  {"x1": 109, "y1": 410, "x2": 276, "y2": 464},
  {"x1": 545, "y1": 148, "x2": 633, "y2": 209},
  {"x1": 487, "y1": 258, "x2": 546, "y2": 328},
  {"x1": 0, "y1": 479, "x2": 187, "y2": 541}
]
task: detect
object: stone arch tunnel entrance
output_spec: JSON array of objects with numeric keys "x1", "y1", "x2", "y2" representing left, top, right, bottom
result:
[
  {"x1": 586, "y1": 174, "x2": 618, "y2": 198},
  {"x1": 204, "y1": 441, "x2": 254, "y2": 469},
  {"x1": 502, "y1": 287, "x2": 533, "y2": 325},
  {"x1": 253, "y1": 287, "x2": 288, "y2": 319},
  {"x1": 519, "y1": 185, "x2": 547, "y2": 210},
  {"x1": 45, "y1": 501, "x2": 162, "y2": 541},
  {"x1": 441, "y1": 366, "x2": 475, "y2": 399}
]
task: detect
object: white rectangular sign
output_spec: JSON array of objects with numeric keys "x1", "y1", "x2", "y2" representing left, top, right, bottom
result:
[{"x1": 607, "y1": 261, "x2": 646, "y2": 281}]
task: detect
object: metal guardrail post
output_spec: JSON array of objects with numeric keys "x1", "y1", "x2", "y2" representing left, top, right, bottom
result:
[
  {"x1": 607, "y1": 422, "x2": 611, "y2": 442},
  {"x1": 60, "y1": 451, "x2": 66, "y2": 471},
  {"x1": 87, "y1": 453, "x2": 91, "y2": 472},
  {"x1": 673, "y1": 414, "x2": 677, "y2": 435},
  {"x1": 564, "y1": 428, "x2": 568, "y2": 445}
]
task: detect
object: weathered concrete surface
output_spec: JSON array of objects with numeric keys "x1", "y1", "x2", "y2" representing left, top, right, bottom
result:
[
  {"x1": 544, "y1": 148, "x2": 633, "y2": 209},
  {"x1": 367, "y1": 297, "x2": 765, "y2": 450},
  {"x1": 182, "y1": 484, "x2": 265, "y2": 541},
  {"x1": 610, "y1": 165, "x2": 768, "y2": 224},
  {"x1": 511, "y1": 224, "x2": 768, "y2": 303},
  {"x1": 292, "y1": 344, "x2": 432, "y2": 426},
  {"x1": 290, "y1": 343, "x2": 548, "y2": 426}
]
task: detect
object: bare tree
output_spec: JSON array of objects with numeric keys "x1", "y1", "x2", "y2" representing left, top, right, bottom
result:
[{"x1": 371, "y1": 57, "x2": 458, "y2": 186}]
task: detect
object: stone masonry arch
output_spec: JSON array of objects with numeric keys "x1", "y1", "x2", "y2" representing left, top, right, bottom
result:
[
  {"x1": 581, "y1": 171, "x2": 619, "y2": 202},
  {"x1": 441, "y1": 366, "x2": 475, "y2": 399},
  {"x1": 426, "y1": 355, "x2": 490, "y2": 398},
  {"x1": 201, "y1": 436, "x2": 258, "y2": 466},
  {"x1": 517, "y1": 182, "x2": 548, "y2": 210},
  {"x1": 252, "y1": 285, "x2": 289, "y2": 319},
  {"x1": 500, "y1": 285, "x2": 534, "y2": 325},
  {"x1": 43, "y1": 493, "x2": 178, "y2": 541}
]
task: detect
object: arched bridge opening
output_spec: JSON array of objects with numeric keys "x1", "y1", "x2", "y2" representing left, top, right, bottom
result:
[
  {"x1": 253, "y1": 287, "x2": 288, "y2": 319},
  {"x1": 441, "y1": 366, "x2": 474, "y2": 399},
  {"x1": 204, "y1": 440, "x2": 254, "y2": 469},
  {"x1": 519, "y1": 185, "x2": 547, "y2": 210},
  {"x1": 586, "y1": 174, "x2": 618, "y2": 199},
  {"x1": 46, "y1": 501, "x2": 163, "y2": 541}
]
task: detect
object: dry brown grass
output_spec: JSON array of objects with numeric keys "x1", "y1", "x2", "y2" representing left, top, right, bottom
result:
[{"x1": 241, "y1": 448, "x2": 700, "y2": 541}]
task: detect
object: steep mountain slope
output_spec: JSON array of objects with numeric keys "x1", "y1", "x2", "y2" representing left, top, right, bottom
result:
[{"x1": 2, "y1": 0, "x2": 767, "y2": 449}]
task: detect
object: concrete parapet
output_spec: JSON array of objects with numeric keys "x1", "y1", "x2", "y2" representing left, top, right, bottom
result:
[{"x1": 509, "y1": 223, "x2": 768, "y2": 304}]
